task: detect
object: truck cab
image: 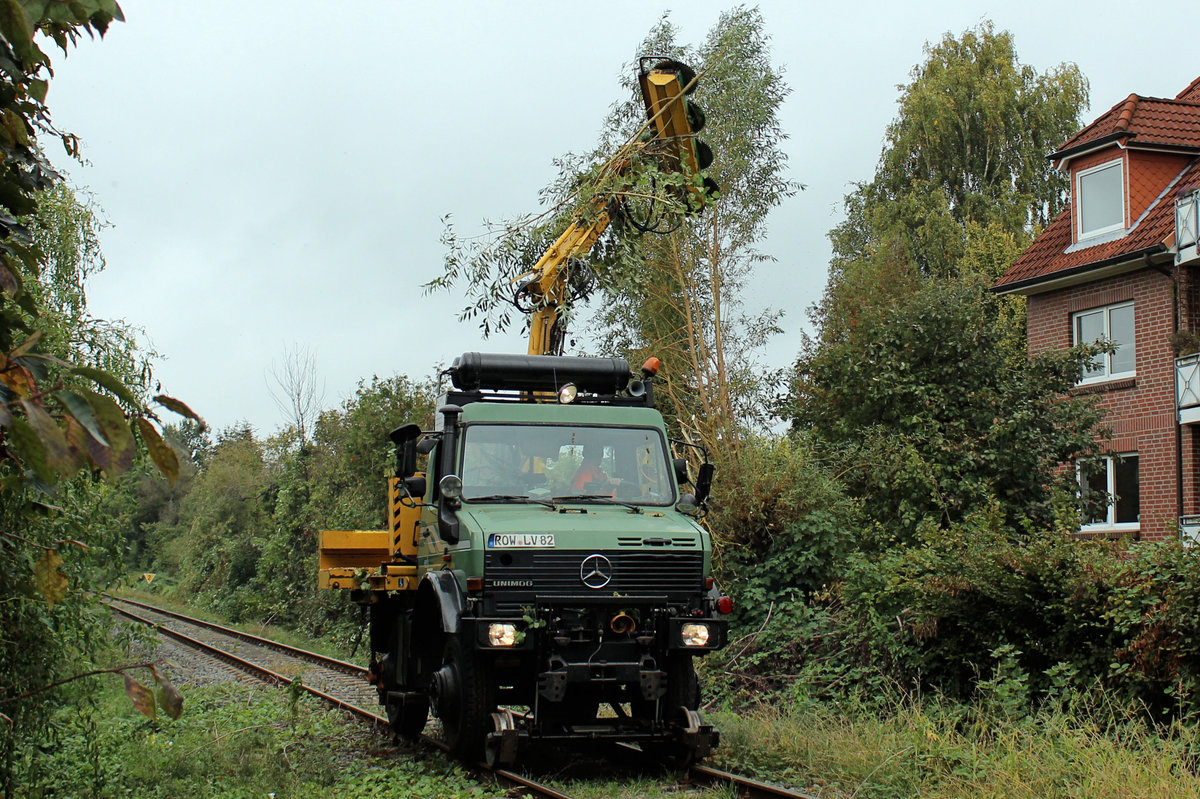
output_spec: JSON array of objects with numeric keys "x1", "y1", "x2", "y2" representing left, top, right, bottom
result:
[{"x1": 321, "y1": 352, "x2": 729, "y2": 765}]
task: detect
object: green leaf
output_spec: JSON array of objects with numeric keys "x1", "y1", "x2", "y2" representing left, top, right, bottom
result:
[
  {"x1": 71, "y1": 365, "x2": 139, "y2": 407},
  {"x1": 8, "y1": 415, "x2": 52, "y2": 481},
  {"x1": 27, "y1": 77, "x2": 45, "y2": 104},
  {"x1": 0, "y1": 0, "x2": 36, "y2": 59},
  {"x1": 153, "y1": 394, "x2": 203, "y2": 426},
  {"x1": 123, "y1": 673, "x2": 156, "y2": 720},
  {"x1": 136, "y1": 417, "x2": 178, "y2": 486},
  {"x1": 2, "y1": 108, "x2": 29, "y2": 147},
  {"x1": 19, "y1": 0, "x2": 52, "y2": 24},
  {"x1": 12, "y1": 331, "x2": 45, "y2": 360},
  {"x1": 56, "y1": 389, "x2": 109, "y2": 446},
  {"x1": 19, "y1": 398, "x2": 70, "y2": 476},
  {"x1": 82, "y1": 391, "x2": 133, "y2": 476},
  {"x1": 33, "y1": 548, "x2": 67, "y2": 606}
]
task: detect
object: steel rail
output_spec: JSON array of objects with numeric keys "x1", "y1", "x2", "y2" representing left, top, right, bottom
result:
[
  {"x1": 107, "y1": 595, "x2": 366, "y2": 677},
  {"x1": 109, "y1": 603, "x2": 385, "y2": 724},
  {"x1": 689, "y1": 763, "x2": 821, "y2": 799},
  {"x1": 609, "y1": 741, "x2": 818, "y2": 799},
  {"x1": 107, "y1": 599, "x2": 583, "y2": 799}
]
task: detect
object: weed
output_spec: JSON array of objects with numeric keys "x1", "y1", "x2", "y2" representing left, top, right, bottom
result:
[
  {"x1": 709, "y1": 694, "x2": 1200, "y2": 799},
  {"x1": 14, "y1": 681, "x2": 504, "y2": 799}
]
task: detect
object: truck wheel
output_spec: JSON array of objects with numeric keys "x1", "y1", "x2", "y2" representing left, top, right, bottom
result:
[
  {"x1": 386, "y1": 693, "x2": 430, "y2": 741},
  {"x1": 430, "y1": 635, "x2": 495, "y2": 759}
]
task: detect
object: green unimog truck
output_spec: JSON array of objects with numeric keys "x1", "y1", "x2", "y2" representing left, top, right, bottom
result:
[{"x1": 319, "y1": 351, "x2": 731, "y2": 765}]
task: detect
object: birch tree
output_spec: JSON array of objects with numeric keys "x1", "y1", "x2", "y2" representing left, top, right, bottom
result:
[{"x1": 431, "y1": 8, "x2": 799, "y2": 453}]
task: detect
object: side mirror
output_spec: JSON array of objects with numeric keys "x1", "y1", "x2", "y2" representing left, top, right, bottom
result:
[
  {"x1": 389, "y1": 423, "x2": 421, "y2": 446},
  {"x1": 694, "y1": 462, "x2": 715, "y2": 506},
  {"x1": 389, "y1": 423, "x2": 422, "y2": 478},
  {"x1": 673, "y1": 458, "x2": 690, "y2": 485},
  {"x1": 402, "y1": 475, "x2": 427, "y2": 500}
]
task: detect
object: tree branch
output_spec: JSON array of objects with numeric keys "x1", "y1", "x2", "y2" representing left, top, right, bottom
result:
[{"x1": 0, "y1": 661, "x2": 160, "y2": 705}]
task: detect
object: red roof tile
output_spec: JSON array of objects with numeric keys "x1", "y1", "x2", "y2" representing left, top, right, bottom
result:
[
  {"x1": 1055, "y1": 92, "x2": 1200, "y2": 160},
  {"x1": 1177, "y1": 76, "x2": 1200, "y2": 103},
  {"x1": 995, "y1": 157, "x2": 1200, "y2": 291},
  {"x1": 994, "y1": 76, "x2": 1200, "y2": 292}
]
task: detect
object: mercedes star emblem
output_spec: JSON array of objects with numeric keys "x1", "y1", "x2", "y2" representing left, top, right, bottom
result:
[{"x1": 580, "y1": 554, "x2": 613, "y2": 589}]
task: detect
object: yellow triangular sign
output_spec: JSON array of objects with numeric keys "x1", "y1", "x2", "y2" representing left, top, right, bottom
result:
[{"x1": 143, "y1": 573, "x2": 156, "y2": 583}]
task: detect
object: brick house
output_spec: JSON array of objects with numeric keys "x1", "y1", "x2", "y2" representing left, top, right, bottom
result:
[{"x1": 994, "y1": 77, "x2": 1200, "y2": 542}]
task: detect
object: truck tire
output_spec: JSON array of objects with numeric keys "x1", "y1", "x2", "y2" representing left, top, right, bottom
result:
[{"x1": 430, "y1": 634, "x2": 495, "y2": 759}]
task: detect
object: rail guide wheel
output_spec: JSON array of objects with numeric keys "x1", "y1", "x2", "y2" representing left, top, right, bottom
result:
[
  {"x1": 642, "y1": 706, "x2": 719, "y2": 769},
  {"x1": 484, "y1": 707, "x2": 527, "y2": 767},
  {"x1": 386, "y1": 691, "x2": 430, "y2": 741}
]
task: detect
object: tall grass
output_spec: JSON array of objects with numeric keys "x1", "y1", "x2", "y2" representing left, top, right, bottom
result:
[
  {"x1": 709, "y1": 696, "x2": 1200, "y2": 798},
  {"x1": 17, "y1": 681, "x2": 503, "y2": 799}
]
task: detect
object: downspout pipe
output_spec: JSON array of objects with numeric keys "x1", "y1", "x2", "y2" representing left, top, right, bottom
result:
[
  {"x1": 1176, "y1": 278, "x2": 1184, "y2": 522},
  {"x1": 1154, "y1": 254, "x2": 1186, "y2": 521}
]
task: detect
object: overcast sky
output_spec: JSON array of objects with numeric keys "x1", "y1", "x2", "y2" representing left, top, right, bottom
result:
[{"x1": 42, "y1": 0, "x2": 1200, "y2": 435}]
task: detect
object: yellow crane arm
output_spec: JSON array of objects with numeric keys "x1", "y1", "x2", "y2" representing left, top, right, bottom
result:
[
  {"x1": 516, "y1": 58, "x2": 714, "y2": 358},
  {"x1": 521, "y1": 203, "x2": 613, "y2": 356}
]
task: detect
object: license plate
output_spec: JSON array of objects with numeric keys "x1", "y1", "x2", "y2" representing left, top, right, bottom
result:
[{"x1": 487, "y1": 533, "x2": 555, "y2": 548}]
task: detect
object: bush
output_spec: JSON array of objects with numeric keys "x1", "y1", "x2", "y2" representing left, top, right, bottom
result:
[
  {"x1": 841, "y1": 509, "x2": 1117, "y2": 702},
  {"x1": 709, "y1": 435, "x2": 862, "y2": 629},
  {"x1": 1106, "y1": 541, "x2": 1200, "y2": 719},
  {"x1": 788, "y1": 277, "x2": 1106, "y2": 547}
]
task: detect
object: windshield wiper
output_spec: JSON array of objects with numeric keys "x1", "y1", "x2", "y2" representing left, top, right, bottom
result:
[
  {"x1": 551, "y1": 494, "x2": 643, "y2": 514},
  {"x1": 467, "y1": 494, "x2": 557, "y2": 510}
]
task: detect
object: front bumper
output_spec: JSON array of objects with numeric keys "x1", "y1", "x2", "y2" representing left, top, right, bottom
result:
[{"x1": 467, "y1": 604, "x2": 728, "y2": 654}]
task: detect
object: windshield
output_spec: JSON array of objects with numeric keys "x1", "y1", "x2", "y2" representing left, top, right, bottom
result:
[{"x1": 459, "y1": 423, "x2": 675, "y2": 506}]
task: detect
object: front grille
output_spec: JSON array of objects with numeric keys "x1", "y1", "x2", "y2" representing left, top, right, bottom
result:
[
  {"x1": 484, "y1": 549, "x2": 703, "y2": 612},
  {"x1": 616, "y1": 535, "x2": 698, "y2": 547}
]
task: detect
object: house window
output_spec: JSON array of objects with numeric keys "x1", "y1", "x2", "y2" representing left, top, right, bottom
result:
[
  {"x1": 1079, "y1": 453, "x2": 1139, "y2": 531},
  {"x1": 1073, "y1": 301, "x2": 1135, "y2": 382},
  {"x1": 1076, "y1": 159, "x2": 1125, "y2": 239}
]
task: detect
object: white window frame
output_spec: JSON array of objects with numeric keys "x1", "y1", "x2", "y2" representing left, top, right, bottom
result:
[
  {"x1": 1076, "y1": 158, "x2": 1126, "y2": 239},
  {"x1": 1078, "y1": 452, "x2": 1139, "y2": 533},
  {"x1": 1073, "y1": 301, "x2": 1135, "y2": 384}
]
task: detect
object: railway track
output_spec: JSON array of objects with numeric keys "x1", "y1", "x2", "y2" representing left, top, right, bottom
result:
[{"x1": 107, "y1": 595, "x2": 816, "y2": 799}]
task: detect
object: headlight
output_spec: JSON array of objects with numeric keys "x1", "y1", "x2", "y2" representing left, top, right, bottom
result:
[
  {"x1": 680, "y1": 622, "x2": 710, "y2": 647},
  {"x1": 439, "y1": 474, "x2": 463, "y2": 500},
  {"x1": 487, "y1": 623, "x2": 518, "y2": 647},
  {"x1": 558, "y1": 383, "x2": 578, "y2": 404}
]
